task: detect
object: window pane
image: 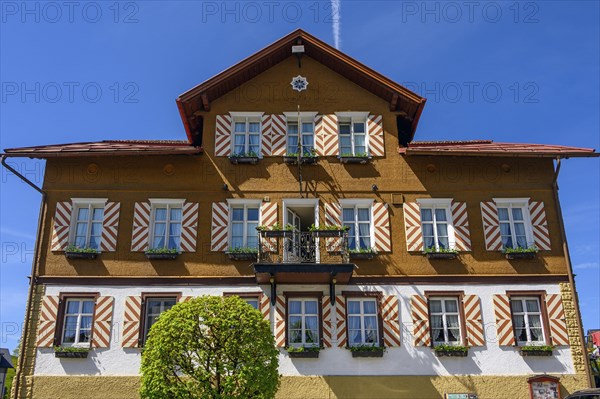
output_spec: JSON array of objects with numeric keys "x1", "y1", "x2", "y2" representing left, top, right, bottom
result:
[
  {"x1": 289, "y1": 301, "x2": 301, "y2": 314},
  {"x1": 436, "y1": 223, "x2": 448, "y2": 237},
  {"x1": 526, "y1": 299, "x2": 540, "y2": 312},
  {"x1": 168, "y1": 236, "x2": 180, "y2": 250},
  {"x1": 90, "y1": 222, "x2": 102, "y2": 236},
  {"x1": 169, "y1": 223, "x2": 181, "y2": 238},
  {"x1": 359, "y1": 235, "x2": 371, "y2": 249},
  {"x1": 432, "y1": 328, "x2": 445, "y2": 343},
  {"x1": 422, "y1": 224, "x2": 434, "y2": 237},
  {"x1": 516, "y1": 235, "x2": 528, "y2": 248},
  {"x1": 446, "y1": 315, "x2": 459, "y2": 328},
  {"x1": 444, "y1": 300, "x2": 458, "y2": 313},
  {"x1": 305, "y1": 301, "x2": 318, "y2": 314},
  {"x1": 364, "y1": 329, "x2": 377, "y2": 343},
  {"x1": 363, "y1": 300, "x2": 376, "y2": 314},
  {"x1": 424, "y1": 236, "x2": 435, "y2": 249},
  {"x1": 231, "y1": 237, "x2": 243, "y2": 249},
  {"x1": 66, "y1": 301, "x2": 80, "y2": 314},
  {"x1": 438, "y1": 237, "x2": 449, "y2": 249},
  {"x1": 77, "y1": 208, "x2": 89, "y2": 221},
  {"x1": 76, "y1": 222, "x2": 88, "y2": 237},
  {"x1": 497, "y1": 208, "x2": 509, "y2": 221},
  {"x1": 232, "y1": 208, "x2": 244, "y2": 221},
  {"x1": 288, "y1": 123, "x2": 298, "y2": 134},
  {"x1": 245, "y1": 299, "x2": 259, "y2": 309},
  {"x1": 430, "y1": 300, "x2": 442, "y2": 313},
  {"x1": 431, "y1": 315, "x2": 443, "y2": 329},
  {"x1": 530, "y1": 327, "x2": 543, "y2": 342},
  {"x1": 349, "y1": 329, "x2": 362, "y2": 345},
  {"x1": 447, "y1": 328, "x2": 460, "y2": 342},
  {"x1": 75, "y1": 236, "x2": 87, "y2": 248},
  {"x1": 63, "y1": 316, "x2": 77, "y2": 343},
  {"x1": 289, "y1": 316, "x2": 302, "y2": 330},
  {"x1": 82, "y1": 301, "x2": 94, "y2": 313},
  {"x1": 154, "y1": 208, "x2": 167, "y2": 221},
  {"x1": 364, "y1": 316, "x2": 377, "y2": 330},
  {"x1": 435, "y1": 209, "x2": 447, "y2": 222},
  {"x1": 342, "y1": 208, "x2": 354, "y2": 222},
  {"x1": 302, "y1": 122, "x2": 313, "y2": 133},
  {"x1": 92, "y1": 208, "x2": 104, "y2": 220},
  {"x1": 357, "y1": 208, "x2": 369, "y2": 222},
  {"x1": 80, "y1": 316, "x2": 93, "y2": 330},
  {"x1": 512, "y1": 207, "x2": 524, "y2": 220},
  {"x1": 354, "y1": 135, "x2": 365, "y2": 147},
  {"x1": 529, "y1": 314, "x2": 542, "y2": 328},
  {"x1": 511, "y1": 300, "x2": 524, "y2": 313},
  {"x1": 287, "y1": 136, "x2": 298, "y2": 154},
  {"x1": 339, "y1": 123, "x2": 351, "y2": 134},
  {"x1": 353, "y1": 122, "x2": 365, "y2": 133},
  {"x1": 234, "y1": 122, "x2": 245, "y2": 132},
  {"x1": 513, "y1": 315, "x2": 526, "y2": 328},
  {"x1": 421, "y1": 209, "x2": 433, "y2": 221},
  {"x1": 89, "y1": 236, "x2": 100, "y2": 249},
  {"x1": 247, "y1": 208, "x2": 259, "y2": 221},
  {"x1": 249, "y1": 122, "x2": 260, "y2": 133},
  {"x1": 170, "y1": 208, "x2": 182, "y2": 221},
  {"x1": 348, "y1": 301, "x2": 361, "y2": 314}
]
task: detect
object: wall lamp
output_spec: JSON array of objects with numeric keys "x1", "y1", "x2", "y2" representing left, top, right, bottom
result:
[{"x1": 372, "y1": 184, "x2": 378, "y2": 192}]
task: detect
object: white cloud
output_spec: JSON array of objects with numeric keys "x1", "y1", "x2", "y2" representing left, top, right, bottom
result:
[
  {"x1": 0, "y1": 227, "x2": 35, "y2": 241},
  {"x1": 574, "y1": 262, "x2": 599, "y2": 270},
  {"x1": 331, "y1": 0, "x2": 341, "y2": 50}
]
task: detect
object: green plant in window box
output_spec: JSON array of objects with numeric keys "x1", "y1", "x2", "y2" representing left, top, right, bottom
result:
[
  {"x1": 286, "y1": 346, "x2": 320, "y2": 358},
  {"x1": 423, "y1": 246, "x2": 458, "y2": 260},
  {"x1": 503, "y1": 246, "x2": 538, "y2": 260},
  {"x1": 348, "y1": 344, "x2": 385, "y2": 357},
  {"x1": 308, "y1": 224, "x2": 349, "y2": 231},
  {"x1": 519, "y1": 345, "x2": 554, "y2": 356},
  {"x1": 226, "y1": 247, "x2": 258, "y2": 261},
  {"x1": 53, "y1": 346, "x2": 89, "y2": 358},
  {"x1": 349, "y1": 247, "x2": 378, "y2": 259},
  {"x1": 65, "y1": 245, "x2": 98, "y2": 259},
  {"x1": 145, "y1": 247, "x2": 179, "y2": 260},
  {"x1": 433, "y1": 344, "x2": 469, "y2": 357}
]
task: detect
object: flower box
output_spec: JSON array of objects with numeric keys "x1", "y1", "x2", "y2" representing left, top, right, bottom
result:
[
  {"x1": 351, "y1": 349, "x2": 384, "y2": 358},
  {"x1": 65, "y1": 251, "x2": 98, "y2": 260},
  {"x1": 310, "y1": 230, "x2": 346, "y2": 238},
  {"x1": 505, "y1": 252, "x2": 537, "y2": 260},
  {"x1": 227, "y1": 252, "x2": 258, "y2": 261},
  {"x1": 229, "y1": 156, "x2": 259, "y2": 165},
  {"x1": 425, "y1": 252, "x2": 458, "y2": 260},
  {"x1": 54, "y1": 350, "x2": 89, "y2": 359},
  {"x1": 145, "y1": 252, "x2": 179, "y2": 260},
  {"x1": 340, "y1": 156, "x2": 372, "y2": 164},
  {"x1": 288, "y1": 350, "x2": 319, "y2": 358},
  {"x1": 434, "y1": 349, "x2": 468, "y2": 357},
  {"x1": 519, "y1": 348, "x2": 553, "y2": 357},
  {"x1": 262, "y1": 230, "x2": 294, "y2": 238},
  {"x1": 283, "y1": 156, "x2": 319, "y2": 165},
  {"x1": 350, "y1": 252, "x2": 376, "y2": 260}
]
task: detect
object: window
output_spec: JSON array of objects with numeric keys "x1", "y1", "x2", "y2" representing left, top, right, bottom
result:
[
  {"x1": 232, "y1": 115, "x2": 261, "y2": 156},
  {"x1": 143, "y1": 297, "x2": 177, "y2": 343},
  {"x1": 347, "y1": 298, "x2": 379, "y2": 346},
  {"x1": 511, "y1": 297, "x2": 545, "y2": 345},
  {"x1": 338, "y1": 115, "x2": 367, "y2": 156},
  {"x1": 150, "y1": 201, "x2": 183, "y2": 250},
  {"x1": 70, "y1": 199, "x2": 106, "y2": 250},
  {"x1": 286, "y1": 118, "x2": 315, "y2": 156},
  {"x1": 342, "y1": 202, "x2": 372, "y2": 250},
  {"x1": 230, "y1": 202, "x2": 260, "y2": 250},
  {"x1": 494, "y1": 199, "x2": 533, "y2": 249},
  {"x1": 243, "y1": 297, "x2": 259, "y2": 309},
  {"x1": 61, "y1": 298, "x2": 95, "y2": 346},
  {"x1": 224, "y1": 292, "x2": 261, "y2": 310},
  {"x1": 417, "y1": 199, "x2": 456, "y2": 251},
  {"x1": 429, "y1": 297, "x2": 462, "y2": 345},
  {"x1": 288, "y1": 298, "x2": 319, "y2": 347}
]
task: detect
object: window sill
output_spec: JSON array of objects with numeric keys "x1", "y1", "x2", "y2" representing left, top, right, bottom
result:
[
  {"x1": 54, "y1": 350, "x2": 89, "y2": 359},
  {"x1": 145, "y1": 252, "x2": 179, "y2": 260},
  {"x1": 339, "y1": 156, "x2": 372, "y2": 164},
  {"x1": 350, "y1": 349, "x2": 384, "y2": 358},
  {"x1": 504, "y1": 252, "x2": 537, "y2": 260},
  {"x1": 434, "y1": 349, "x2": 468, "y2": 357},
  {"x1": 288, "y1": 350, "x2": 320, "y2": 358},
  {"x1": 349, "y1": 252, "x2": 377, "y2": 260},
  {"x1": 227, "y1": 252, "x2": 258, "y2": 261},
  {"x1": 311, "y1": 230, "x2": 346, "y2": 238},
  {"x1": 229, "y1": 156, "x2": 259, "y2": 165},
  {"x1": 260, "y1": 230, "x2": 294, "y2": 238},
  {"x1": 519, "y1": 349, "x2": 553, "y2": 357},
  {"x1": 424, "y1": 252, "x2": 458, "y2": 260},
  {"x1": 283, "y1": 156, "x2": 319, "y2": 165},
  {"x1": 65, "y1": 251, "x2": 98, "y2": 260}
]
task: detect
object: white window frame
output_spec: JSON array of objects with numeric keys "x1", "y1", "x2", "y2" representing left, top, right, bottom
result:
[
  {"x1": 340, "y1": 199, "x2": 374, "y2": 251},
  {"x1": 287, "y1": 297, "x2": 320, "y2": 347},
  {"x1": 284, "y1": 111, "x2": 317, "y2": 156},
  {"x1": 417, "y1": 198, "x2": 457, "y2": 251},
  {"x1": 336, "y1": 111, "x2": 370, "y2": 157},
  {"x1": 493, "y1": 198, "x2": 534, "y2": 249},
  {"x1": 347, "y1": 297, "x2": 380, "y2": 346},
  {"x1": 229, "y1": 112, "x2": 263, "y2": 157},
  {"x1": 227, "y1": 199, "x2": 261, "y2": 250},
  {"x1": 510, "y1": 296, "x2": 546, "y2": 345},
  {"x1": 429, "y1": 296, "x2": 462, "y2": 345},
  {"x1": 148, "y1": 199, "x2": 185, "y2": 251},
  {"x1": 143, "y1": 296, "x2": 177, "y2": 342},
  {"x1": 61, "y1": 297, "x2": 95, "y2": 347},
  {"x1": 69, "y1": 198, "x2": 108, "y2": 251}
]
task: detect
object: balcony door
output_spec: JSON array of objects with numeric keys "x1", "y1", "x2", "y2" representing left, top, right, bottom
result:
[{"x1": 283, "y1": 199, "x2": 319, "y2": 263}]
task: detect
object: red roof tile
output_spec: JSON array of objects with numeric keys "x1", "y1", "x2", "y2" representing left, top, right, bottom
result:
[{"x1": 398, "y1": 140, "x2": 598, "y2": 158}]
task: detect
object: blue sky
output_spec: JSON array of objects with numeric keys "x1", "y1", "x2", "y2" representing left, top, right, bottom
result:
[{"x1": 1, "y1": 1, "x2": 598, "y2": 352}]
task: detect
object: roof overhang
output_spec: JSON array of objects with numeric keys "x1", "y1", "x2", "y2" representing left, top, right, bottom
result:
[{"x1": 253, "y1": 263, "x2": 356, "y2": 284}]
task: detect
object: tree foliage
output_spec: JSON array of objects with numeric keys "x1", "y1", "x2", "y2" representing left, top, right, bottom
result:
[{"x1": 140, "y1": 295, "x2": 279, "y2": 399}]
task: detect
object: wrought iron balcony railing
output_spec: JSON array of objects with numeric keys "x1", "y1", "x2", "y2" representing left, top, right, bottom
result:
[{"x1": 257, "y1": 230, "x2": 349, "y2": 264}]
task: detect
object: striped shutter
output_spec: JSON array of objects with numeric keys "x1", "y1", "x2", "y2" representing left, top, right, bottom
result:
[
  {"x1": 335, "y1": 296, "x2": 347, "y2": 347},
  {"x1": 529, "y1": 201, "x2": 551, "y2": 250},
  {"x1": 260, "y1": 202, "x2": 278, "y2": 252},
  {"x1": 325, "y1": 203, "x2": 343, "y2": 252},
  {"x1": 122, "y1": 296, "x2": 142, "y2": 348},
  {"x1": 211, "y1": 202, "x2": 229, "y2": 252},
  {"x1": 274, "y1": 295, "x2": 286, "y2": 347},
  {"x1": 410, "y1": 295, "x2": 431, "y2": 346},
  {"x1": 180, "y1": 202, "x2": 199, "y2": 252},
  {"x1": 91, "y1": 296, "x2": 114, "y2": 348},
  {"x1": 367, "y1": 115, "x2": 384, "y2": 156},
  {"x1": 179, "y1": 296, "x2": 193, "y2": 303},
  {"x1": 131, "y1": 202, "x2": 151, "y2": 252},
  {"x1": 270, "y1": 114, "x2": 287, "y2": 156},
  {"x1": 463, "y1": 295, "x2": 485, "y2": 346},
  {"x1": 382, "y1": 295, "x2": 401, "y2": 347},
  {"x1": 51, "y1": 201, "x2": 72, "y2": 251},
  {"x1": 36, "y1": 295, "x2": 60, "y2": 347},
  {"x1": 451, "y1": 201, "x2": 471, "y2": 251},
  {"x1": 259, "y1": 293, "x2": 270, "y2": 322},
  {"x1": 403, "y1": 202, "x2": 423, "y2": 252},
  {"x1": 493, "y1": 294, "x2": 516, "y2": 346},
  {"x1": 545, "y1": 294, "x2": 569, "y2": 346},
  {"x1": 100, "y1": 202, "x2": 120, "y2": 252},
  {"x1": 322, "y1": 297, "x2": 333, "y2": 348},
  {"x1": 481, "y1": 201, "x2": 503, "y2": 251},
  {"x1": 373, "y1": 202, "x2": 391, "y2": 252},
  {"x1": 215, "y1": 115, "x2": 232, "y2": 156},
  {"x1": 261, "y1": 115, "x2": 272, "y2": 156},
  {"x1": 316, "y1": 114, "x2": 338, "y2": 156}
]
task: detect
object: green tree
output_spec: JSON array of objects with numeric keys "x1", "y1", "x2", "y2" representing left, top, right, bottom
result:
[{"x1": 140, "y1": 295, "x2": 279, "y2": 399}]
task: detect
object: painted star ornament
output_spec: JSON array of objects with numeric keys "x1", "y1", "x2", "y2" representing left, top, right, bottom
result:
[{"x1": 290, "y1": 75, "x2": 308, "y2": 92}]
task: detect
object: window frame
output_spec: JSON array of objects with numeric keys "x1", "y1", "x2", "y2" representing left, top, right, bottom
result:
[
  {"x1": 227, "y1": 199, "x2": 261, "y2": 250},
  {"x1": 417, "y1": 198, "x2": 457, "y2": 251},
  {"x1": 54, "y1": 292, "x2": 99, "y2": 347},
  {"x1": 344, "y1": 293, "x2": 383, "y2": 347},
  {"x1": 69, "y1": 198, "x2": 108, "y2": 251},
  {"x1": 506, "y1": 290, "x2": 551, "y2": 346},
  {"x1": 139, "y1": 292, "x2": 181, "y2": 346},
  {"x1": 229, "y1": 112, "x2": 263, "y2": 157},
  {"x1": 284, "y1": 292, "x2": 323, "y2": 348},
  {"x1": 340, "y1": 199, "x2": 374, "y2": 251},
  {"x1": 425, "y1": 291, "x2": 467, "y2": 347},
  {"x1": 284, "y1": 111, "x2": 317, "y2": 157},
  {"x1": 493, "y1": 198, "x2": 535, "y2": 249},
  {"x1": 223, "y1": 292, "x2": 262, "y2": 310},
  {"x1": 336, "y1": 112, "x2": 370, "y2": 157},
  {"x1": 148, "y1": 199, "x2": 185, "y2": 251}
]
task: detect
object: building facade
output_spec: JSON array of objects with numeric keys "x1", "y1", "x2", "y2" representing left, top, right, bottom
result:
[{"x1": 4, "y1": 30, "x2": 598, "y2": 399}]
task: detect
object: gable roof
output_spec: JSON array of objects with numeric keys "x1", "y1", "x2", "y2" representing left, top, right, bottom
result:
[{"x1": 176, "y1": 29, "x2": 426, "y2": 144}]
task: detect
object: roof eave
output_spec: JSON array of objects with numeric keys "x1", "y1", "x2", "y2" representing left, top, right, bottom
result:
[{"x1": 400, "y1": 150, "x2": 599, "y2": 158}]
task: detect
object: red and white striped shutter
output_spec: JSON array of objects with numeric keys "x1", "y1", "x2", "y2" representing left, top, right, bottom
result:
[
  {"x1": 51, "y1": 201, "x2": 72, "y2": 251},
  {"x1": 451, "y1": 201, "x2": 471, "y2": 252},
  {"x1": 373, "y1": 202, "x2": 391, "y2": 252},
  {"x1": 36, "y1": 295, "x2": 60, "y2": 347},
  {"x1": 322, "y1": 296, "x2": 333, "y2": 348},
  {"x1": 178, "y1": 296, "x2": 193, "y2": 303},
  {"x1": 529, "y1": 201, "x2": 551, "y2": 250},
  {"x1": 100, "y1": 202, "x2": 120, "y2": 252},
  {"x1": 545, "y1": 294, "x2": 569, "y2": 346},
  {"x1": 131, "y1": 202, "x2": 151, "y2": 252},
  {"x1": 180, "y1": 202, "x2": 199, "y2": 252},
  {"x1": 481, "y1": 201, "x2": 503, "y2": 251},
  {"x1": 261, "y1": 115, "x2": 272, "y2": 156},
  {"x1": 270, "y1": 114, "x2": 287, "y2": 156},
  {"x1": 211, "y1": 202, "x2": 229, "y2": 252},
  {"x1": 319, "y1": 114, "x2": 339, "y2": 156},
  {"x1": 325, "y1": 203, "x2": 343, "y2": 252},
  {"x1": 92, "y1": 296, "x2": 114, "y2": 348},
  {"x1": 367, "y1": 115, "x2": 384, "y2": 156},
  {"x1": 463, "y1": 295, "x2": 485, "y2": 347},
  {"x1": 314, "y1": 115, "x2": 324, "y2": 156},
  {"x1": 215, "y1": 115, "x2": 232, "y2": 156},
  {"x1": 122, "y1": 296, "x2": 142, "y2": 348},
  {"x1": 403, "y1": 202, "x2": 423, "y2": 252},
  {"x1": 382, "y1": 295, "x2": 401, "y2": 347},
  {"x1": 493, "y1": 294, "x2": 516, "y2": 346},
  {"x1": 260, "y1": 202, "x2": 278, "y2": 252},
  {"x1": 274, "y1": 295, "x2": 286, "y2": 347},
  {"x1": 259, "y1": 293, "x2": 270, "y2": 322},
  {"x1": 335, "y1": 296, "x2": 347, "y2": 347},
  {"x1": 410, "y1": 295, "x2": 431, "y2": 346}
]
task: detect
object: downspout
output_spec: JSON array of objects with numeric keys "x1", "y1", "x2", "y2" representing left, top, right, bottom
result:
[
  {"x1": 552, "y1": 156, "x2": 593, "y2": 386},
  {"x1": 1, "y1": 155, "x2": 47, "y2": 399}
]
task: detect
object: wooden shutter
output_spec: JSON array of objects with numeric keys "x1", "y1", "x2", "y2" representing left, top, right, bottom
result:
[
  {"x1": 260, "y1": 202, "x2": 278, "y2": 252},
  {"x1": 259, "y1": 293, "x2": 270, "y2": 322},
  {"x1": 493, "y1": 294, "x2": 516, "y2": 346},
  {"x1": 36, "y1": 295, "x2": 60, "y2": 347},
  {"x1": 122, "y1": 296, "x2": 142, "y2": 348},
  {"x1": 410, "y1": 295, "x2": 431, "y2": 346},
  {"x1": 51, "y1": 201, "x2": 72, "y2": 251},
  {"x1": 100, "y1": 202, "x2": 120, "y2": 252},
  {"x1": 403, "y1": 202, "x2": 423, "y2": 252},
  {"x1": 131, "y1": 202, "x2": 151, "y2": 252},
  {"x1": 316, "y1": 114, "x2": 338, "y2": 156},
  {"x1": 451, "y1": 201, "x2": 471, "y2": 251},
  {"x1": 335, "y1": 296, "x2": 347, "y2": 347},
  {"x1": 91, "y1": 296, "x2": 114, "y2": 348},
  {"x1": 215, "y1": 115, "x2": 232, "y2": 156},
  {"x1": 314, "y1": 115, "x2": 324, "y2": 155},
  {"x1": 211, "y1": 202, "x2": 229, "y2": 252},
  {"x1": 270, "y1": 114, "x2": 287, "y2": 156},
  {"x1": 382, "y1": 295, "x2": 401, "y2": 347},
  {"x1": 481, "y1": 201, "x2": 502, "y2": 251},
  {"x1": 274, "y1": 295, "x2": 286, "y2": 347},
  {"x1": 180, "y1": 202, "x2": 199, "y2": 252},
  {"x1": 261, "y1": 115, "x2": 272, "y2": 156},
  {"x1": 373, "y1": 202, "x2": 391, "y2": 252},
  {"x1": 529, "y1": 201, "x2": 551, "y2": 250},
  {"x1": 545, "y1": 294, "x2": 569, "y2": 346},
  {"x1": 463, "y1": 295, "x2": 485, "y2": 346},
  {"x1": 322, "y1": 296, "x2": 333, "y2": 348},
  {"x1": 367, "y1": 115, "x2": 384, "y2": 156},
  {"x1": 325, "y1": 203, "x2": 342, "y2": 252}
]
